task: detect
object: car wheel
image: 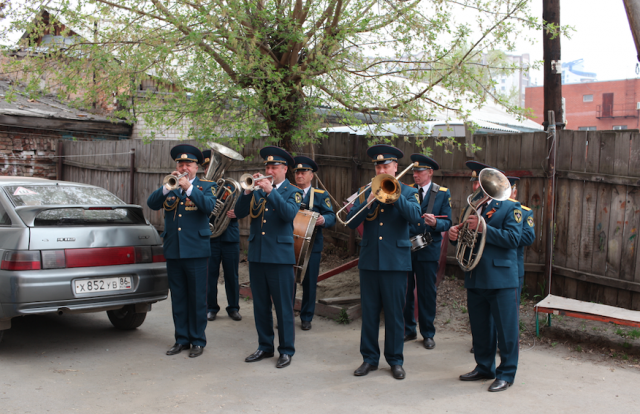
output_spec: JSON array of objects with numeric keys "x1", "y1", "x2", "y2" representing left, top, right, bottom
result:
[{"x1": 107, "y1": 305, "x2": 147, "y2": 330}]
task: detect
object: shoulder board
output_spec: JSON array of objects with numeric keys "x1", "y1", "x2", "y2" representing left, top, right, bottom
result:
[
  {"x1": 439, "y1": 187, "x2": 448, "y2": 192},
  {"x1": 401, "y1": 182, "x2": 411, "y2": 187},
  {"x1": 508, "y1": 198, "x2": 519, "y2": 203},
  {"x1": 313, "y1": 188, "x2": 326, "y2": 194},
  {"x1": 521, "y1": 205, "x2": 531, "y2": 211},
  {"x1": 289, "y1": 184, "x2": 301, "y2": 190},
  {"x1": 200, "y1": 179, "x2": 214, "y2": 182}
]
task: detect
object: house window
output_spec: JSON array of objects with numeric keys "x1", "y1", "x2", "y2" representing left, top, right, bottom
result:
[
  {"x1": 583, "y1": 94, "x2": 593, "y2": 102},
  {"x1": 578, "y1": 126, "x2": 597, "y2": 131},
  {"x1": 613, "y1": 125, "x2": 628, "y2": 130}
]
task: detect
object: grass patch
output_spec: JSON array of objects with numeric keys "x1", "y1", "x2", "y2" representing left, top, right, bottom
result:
[{"x1": 335, "y1": 308, "x2": 350, "y2": 325}]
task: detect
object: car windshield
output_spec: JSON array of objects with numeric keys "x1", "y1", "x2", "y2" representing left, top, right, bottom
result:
[{"x1": 3, "y1": 185, "x2": 145, "y2": 226}]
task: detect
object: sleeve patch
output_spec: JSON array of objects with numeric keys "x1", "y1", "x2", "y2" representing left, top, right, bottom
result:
[
  {"x1": 514, "y1": 209, "x2": 522, "y2": 223},
  {"x1": 295, "y1": 192, "x2": 302, "y2": 203},
  {"x1": 527, "y1": 216, "x2": 534, "y2": 227},
  {"x1": 325, "y1": 197, "x2": 332, "y2": 209},
  {"x1": 415, "y1": 193, "x2": 420, "y2": 203}
]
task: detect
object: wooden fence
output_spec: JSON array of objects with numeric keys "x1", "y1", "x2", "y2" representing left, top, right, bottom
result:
[{"x1": 60, "y1": 130, "x2": 640, "y2": 310}]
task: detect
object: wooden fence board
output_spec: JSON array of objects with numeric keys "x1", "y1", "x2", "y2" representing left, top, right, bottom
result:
[
  {"x1": 566, "y1": 180, "x2": 584, "y2": 270},
  {"x1": 554, "y1": 178, "x2": 570, "y2": 268},
  {"x1": 572, "y1": 131, "x2": 587, "y2": 172},
  {"x1": 578, "y1": 182, "x2": 598, "y2": 272},
  {"x1": 613, "y1": 132, "x2": 631, "y2": 176},
  {"x1": 606, "y1": 185, "x2": 627, "y2": 280},
  {"x1": 519, "y1": 133, "x2": 535, "y2": 170},
  {"x1": 585, "y1": 131, "x2": 600, "y2": 173},
  {"x1": 591, "y1": 184, "x2": 612, "y2": 276},
  {"x1": 621, "y1": 187, "x2": 640, "y2": 282}
]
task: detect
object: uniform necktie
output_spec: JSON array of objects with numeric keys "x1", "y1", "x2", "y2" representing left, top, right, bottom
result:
[{"x1": 419, "y1": 187, "x2": 424, "y2": 204}]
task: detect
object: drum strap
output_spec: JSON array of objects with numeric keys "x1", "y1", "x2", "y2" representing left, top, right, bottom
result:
[
  {"x1": 309, "y1": 187, "x2": 315, "y2": 210},
  {"x1": 425, "y1": 183, "x2": 440, "y2": 216}
]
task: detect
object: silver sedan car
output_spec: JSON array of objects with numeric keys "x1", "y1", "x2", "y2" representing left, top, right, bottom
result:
[{"x1": 0, "y1": 176, "x2": 168, "y2": 342}]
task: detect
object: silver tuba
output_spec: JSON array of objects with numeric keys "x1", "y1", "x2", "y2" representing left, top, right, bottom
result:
[
  {"x1": 456, "y1": 168, "x2": 511, "y2": 272},
  {"x1": 204, "y1": 142, "x2": 245, "y2": 238}
]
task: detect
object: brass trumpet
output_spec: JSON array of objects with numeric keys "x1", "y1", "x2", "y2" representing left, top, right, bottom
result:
[
  {"x1": 336, "y1": 162, "x2": 418, "y2": 226},
  {"x1": 239, "y1": 173, "x2": 273, "y2": 192},
  {"x1": 163, "y1": 172, "x2": 188, "y2": 191}
]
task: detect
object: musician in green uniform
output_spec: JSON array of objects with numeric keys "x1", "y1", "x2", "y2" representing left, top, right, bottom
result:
[
  {"x1": 235, "y1": 146, "x2": 302, "y2": 369},
  {"x1": 292, "y1": 156, "x2": 336, "y2": 330}
]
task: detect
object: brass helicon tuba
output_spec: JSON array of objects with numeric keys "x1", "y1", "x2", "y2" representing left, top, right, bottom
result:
[
  {"x1": 204, "y1": 142, "x2": 245, "y2": 238},
  {"x1": 455, "y1": 168, "x2": 512, "y2": 271}
]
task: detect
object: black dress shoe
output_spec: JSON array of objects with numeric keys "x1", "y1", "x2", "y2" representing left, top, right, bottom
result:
[
  {"x1": 189, "y1": 346, "x2": 204, "y2": 358},
  {"x1": 488, "y1": 379, "x2": 513, "y2": 392},
  {"x1": 244, "y1": 349, "x2": 275, "y2": 363},
  {"x1": 228, "y1": 311, "x2": 242, "y2": 321},
  {"x1": 404, "y1": 333, "x2": 417, "y2": 342},
  {"x1": 354, "y1": 362, "x2": 378, "y2": 376},
  {"x1": 391, "y1": 365, "x2": 406, "y2": 380},
  {"x1": 301, "y1": 321, "x2": 312, "y2": 330},
  {"x1": 276, "y1": 354, "x2": 292, "y2": 368},
  {"x1": 459, "y1": 370, "x2": 495, "y2": 381},
  {"x1": 470, "y1": 346, "x2": 474, "y2": 353},
  {"x1": 166, "y1": 343, "x2": 190, "y2": 355},
  {"x1": 207, "y1": 312, "x2": 217, "y2": 321},
  {"x1": 424, "y1": 338, "x2": 436, "y2": 349}
]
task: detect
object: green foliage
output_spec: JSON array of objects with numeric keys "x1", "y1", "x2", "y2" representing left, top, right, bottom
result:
[
  {"x1": 0, "y1": 0, "x2": 554, "y2": 150},
  {"x1": 534, "y1": 280, "x2": 546, "y2": 299},
  {"x1": 575, "y1": 345, "x2": 582, "y2": 352},
  {"x1": 519, "y1": 320, "x2": 526, "y2": 333},
  {"x1": 623, "y1": 342, "x2": 632, "y2": 349},
  {"x1": 629, "y1": 329, "x2": 640, "y2": 340},
  {"x1": 335, "y1": 308, "x2": 350, "y2": 325},
  {"x1": 551, "y1": 342, "x2": 558, "y2": 347}
]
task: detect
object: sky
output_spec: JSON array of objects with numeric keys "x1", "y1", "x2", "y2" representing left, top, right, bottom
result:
[{"x1": 516, "y1": 0, "x2": 639, "y2": 84}]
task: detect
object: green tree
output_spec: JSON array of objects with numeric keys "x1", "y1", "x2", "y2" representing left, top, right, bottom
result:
[{"x1": 1, "y1": 1, "x2": 545, "y2": 151}]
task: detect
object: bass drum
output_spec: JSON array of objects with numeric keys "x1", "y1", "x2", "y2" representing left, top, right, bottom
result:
[{"x1": 293, "y1": 210, "x2": 320, "y2": 283}]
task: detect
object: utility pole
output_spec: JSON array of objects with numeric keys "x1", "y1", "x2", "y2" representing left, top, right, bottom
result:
[{"x1": 542, "y1": 0, "x2": 564, "y2": 130}]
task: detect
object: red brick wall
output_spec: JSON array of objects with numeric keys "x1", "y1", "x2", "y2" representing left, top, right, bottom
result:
[
  {"x1": 0, "y1": 126, "x2": 58, "y2": 178},
  {"x1": 525, "y1": 79, "x2": 640, "y2": 130}
]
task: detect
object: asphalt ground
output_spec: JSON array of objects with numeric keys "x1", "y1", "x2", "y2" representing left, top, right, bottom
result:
[{"x1": 0, "y1": 294, "x2": 638, "y2": 414}]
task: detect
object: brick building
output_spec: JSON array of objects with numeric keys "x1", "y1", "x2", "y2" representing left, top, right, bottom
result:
[
  {"x1": 525, "y1": 78, "x2": 640, "y2": 130},
  {"x1": 0, "y1": 80, "x2": 132, "y2": 178}
]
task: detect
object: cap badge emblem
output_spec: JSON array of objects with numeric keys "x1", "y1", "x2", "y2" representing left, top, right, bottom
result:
[
  {"x1": 377, "y1": 154, "x2": 384, "y2": 160},
  {"x1": 267, "y1": 155, "x2": 274, "y2": 161}
]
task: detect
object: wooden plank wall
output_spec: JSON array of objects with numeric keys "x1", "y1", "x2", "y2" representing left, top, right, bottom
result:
[
  {"x1": 553, "y1": 130, "x2": 640, "y2": 310},
  {"x1": 62, "y1": 130, "x2": 640, "y2": 310}
]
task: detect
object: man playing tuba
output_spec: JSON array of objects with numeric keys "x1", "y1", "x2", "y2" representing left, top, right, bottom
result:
[
  {"x1": 449, "y1": 161, "x2": 523, "y2": 392},
  {"x1": 202, "y1": 150, "x2": 242, "y2": 322}
]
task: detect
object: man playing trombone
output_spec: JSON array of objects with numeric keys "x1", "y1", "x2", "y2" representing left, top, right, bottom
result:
[
  {"x1": 346, "y1": 145, "x2": 421, "y2": 380},
  {"x1": 403, "y1": 154, "x2": 452, "y2": 350},
  {"x1": 147, "y1": 144, "x2": 216, "y2": 358},
  {"x1": 449, "y1": 161, "x2": 523, "y2": 392},
  {"x1": 234, "y1": 146, "x2": 302, "y2": 369},
  {"x1": 292, "y1": 156, "x2": 336, "y2": 331}
]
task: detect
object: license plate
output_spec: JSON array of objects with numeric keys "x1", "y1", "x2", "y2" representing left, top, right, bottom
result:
[{"x1": 74, "y1": 277, "x2": 132, "y2": 294}]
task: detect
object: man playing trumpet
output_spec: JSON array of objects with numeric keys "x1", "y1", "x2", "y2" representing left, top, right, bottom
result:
[
  {"x1": 235, "y1": 146, "x2": 302, "y2": 369},
  {"x1": 147, "y1": 144, "x2": 216, "y2": 358}
]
